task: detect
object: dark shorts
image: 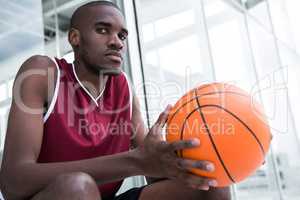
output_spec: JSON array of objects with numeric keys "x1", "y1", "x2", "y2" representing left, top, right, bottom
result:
[{"x1": 104, "y1": 186, "x2": 146, "y2": 200}]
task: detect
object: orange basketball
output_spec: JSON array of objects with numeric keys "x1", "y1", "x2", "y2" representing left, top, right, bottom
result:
[{"x1": 166, "y1": 82, "x2": 272, "y2": 187}]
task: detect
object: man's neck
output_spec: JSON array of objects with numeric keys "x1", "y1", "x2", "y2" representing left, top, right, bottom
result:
[{"x1": 73, "y1": 60, "x2": 108, "y2": 99}]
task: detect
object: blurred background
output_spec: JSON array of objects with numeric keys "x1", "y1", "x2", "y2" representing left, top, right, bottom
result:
[{"x1": 0, "y1": 0, "x2": 299, "y2": 199}]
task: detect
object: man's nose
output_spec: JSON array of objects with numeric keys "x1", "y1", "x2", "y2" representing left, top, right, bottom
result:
[{"x1": 107, "y1": 34, "x2": 124, "y2": 50}]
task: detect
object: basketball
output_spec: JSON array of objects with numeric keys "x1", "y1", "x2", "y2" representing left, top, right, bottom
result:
[{"x1": 166, "y1": 82, "x2": 272, "y2": 187}]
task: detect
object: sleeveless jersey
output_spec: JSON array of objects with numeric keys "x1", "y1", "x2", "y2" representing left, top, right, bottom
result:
[{"x1": 37, "y1": 57, "x2": 132, "y2": 197}]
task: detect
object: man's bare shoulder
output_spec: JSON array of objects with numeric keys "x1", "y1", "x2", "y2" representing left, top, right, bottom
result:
[
  {"x1": 17, "y1": 55, "x2": 56, "y2": 74},
  {"x1": 13, "y1": 55, "x2": 59, "y2": 103}
]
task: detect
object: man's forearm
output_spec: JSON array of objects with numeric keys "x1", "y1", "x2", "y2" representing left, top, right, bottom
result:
[{"x1": 0, "y1": 149, "x2": 142, "y2": 199}]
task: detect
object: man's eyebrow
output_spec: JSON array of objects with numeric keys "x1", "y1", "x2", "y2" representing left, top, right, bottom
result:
[
  {"x1": 95, "y1": 21, "x2": 112, "y2": 27},
  {"x1": 95, "y1": 21, "x2": 128, "y2": 34}
]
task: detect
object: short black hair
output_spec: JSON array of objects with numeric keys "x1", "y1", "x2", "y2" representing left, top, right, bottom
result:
[{"x1": 70, "y1": 1, "x2": 121, "y2": 29}]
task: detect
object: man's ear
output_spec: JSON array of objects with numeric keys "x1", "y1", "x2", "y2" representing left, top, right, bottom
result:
[{"x1": 68, "y1": 28, "x2": 80, "y2": 47}]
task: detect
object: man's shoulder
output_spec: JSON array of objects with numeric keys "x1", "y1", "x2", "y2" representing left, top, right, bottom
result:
[
  {"x1": 14, "y1": 55, "x2": 59, "y2": 99},
  {"x1": 15, "y1": 55, "x2": 59, "y2": 87},
  {"x1": 18, "y1": 55, "x2": 56, "y2": 73}
]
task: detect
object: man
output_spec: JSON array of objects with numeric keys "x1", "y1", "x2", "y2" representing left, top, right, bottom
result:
[{"x1": 0, "y1": 1, "x2": 230, "y2": 200}]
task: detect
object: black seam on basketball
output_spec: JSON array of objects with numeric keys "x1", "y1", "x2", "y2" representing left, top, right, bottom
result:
[
  {"x1": 166, "y1": 84, "x2": 211, "y2": 123},
  {"x1": 172, "y1": 91, "x2": 246, "y2": 160},
  {"x1": 179, "y1": 106, "x2": 235, "y2": 183},
  {"x1": 178, "y1": 89, "x2": 201, "y2": 158},
  {"x1": 179, "y1": 108, "x2": 200, "y2": 158},
  {"x1": 199, "y1": 104, "x2": 265, "y2": 156},
  {"x1": 168, "y1": 91, "x2": 248, "y2": 125},
  {"x1": 166, "y1": 84, "x2": 210, "y2": 123},
  {"x1": 178, "y1": 104, "x2": 266, "y2": 173},
  {"x1": 194, "y1": 90, "x2": 236, "y2": 184}
]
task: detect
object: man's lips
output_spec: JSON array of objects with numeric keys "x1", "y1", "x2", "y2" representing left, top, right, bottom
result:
[{"x1": 105, "y1": 52, "x2": 123, "y2": 63}]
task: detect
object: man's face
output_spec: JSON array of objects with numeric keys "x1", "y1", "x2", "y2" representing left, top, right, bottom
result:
[{"x1": 74, "y1": 5, "x2": 128, "y2": 75}]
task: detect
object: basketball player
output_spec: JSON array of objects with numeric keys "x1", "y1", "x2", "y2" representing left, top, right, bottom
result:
[{"x1": 0, "y1": 1, "x2": 230, "y2": 200}]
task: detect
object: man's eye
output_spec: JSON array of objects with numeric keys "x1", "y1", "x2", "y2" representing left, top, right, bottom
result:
[
  {"x1": 118, "y1": 33, "x2": 127, "y2": 41},
  {"x1": 97, "y1": 28, "x2": 108, "y2": 34}
]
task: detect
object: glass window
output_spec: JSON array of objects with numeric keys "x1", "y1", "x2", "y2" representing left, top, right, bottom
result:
[
  {"x1": 268, "y1": 0, "x2": 295, "y2": 48},
  {"x1": 204, "y1": 1, "x2": 280, "y2": 199},
  {"x1": 243, "y1": 9, "x2": 300, "y2": 200},
  {"x1": 284, "y1": 0, "x2": 300, "y2": 55},
  {"x1": 130, "y1": 0, "x2": 300, "y2": 199},
  {"x1": 0, "y1": 106, "x2": 9, "y2": 151},
  {"x1": 246, "y1": 0, "x2": 272, "y2": 32},
  {"x1": 7, "y1": 78, "x2": 14, "y2": 98},
  {"x1": 204, "y1": 0, "x2": 256, "y2": 91},
  {"x1": 0, "y1": 83, "x2": 7, "y2": 102},
  {"x1": 136, "y1": 0, "x2": 214, "y2": 123},
  {"x1": 276, "y1": 41, "x2": 300, "y2": 199},
  {"x1": 0, "y1": 0, "x2": 44, "y2": 155}
]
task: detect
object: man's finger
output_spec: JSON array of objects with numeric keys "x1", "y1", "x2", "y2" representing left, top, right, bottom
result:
[
  {"x1": 155, "y1": 105, "x2": 172, "y2": 127},
  {"x1": 176, "y1": 159, "x2": 215, "y2": 172},
  {"x1": 169, "y1": 139, "x2": 200, "y2": 151}
]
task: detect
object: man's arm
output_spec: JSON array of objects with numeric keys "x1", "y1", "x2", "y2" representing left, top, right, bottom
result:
[
  {"x1": 130, "y1": 95, "x2": 167, "y2": 184},
  {"x1": 0, "y1": 56, "x2": 142, "y2": 200},
  {"x1": 131, "y1": 95, "x2": 147, "y2": 148}
]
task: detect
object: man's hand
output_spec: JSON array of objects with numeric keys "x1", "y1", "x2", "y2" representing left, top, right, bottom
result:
[{"x1": 135, "y1": 105, "x2": 218, "y2": 190}]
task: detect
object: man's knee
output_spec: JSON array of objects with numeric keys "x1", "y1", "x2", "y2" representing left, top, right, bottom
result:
[{"x1": 51, "y1": 172, "x2": 101, "y2": 199}]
